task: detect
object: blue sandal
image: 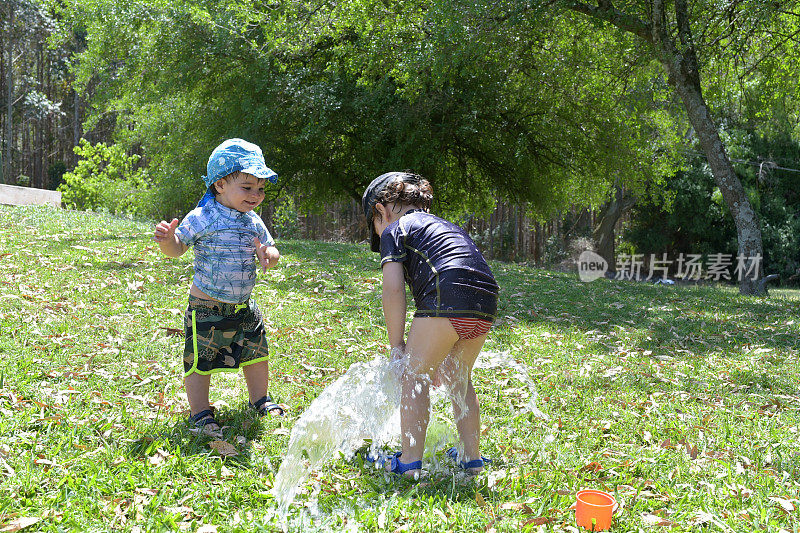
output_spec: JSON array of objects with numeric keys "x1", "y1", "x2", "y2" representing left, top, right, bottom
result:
[
  {"x1": 386, "y1": 452, "x2": 422, "y2": 475},
  {"x1": 446, "y1": 447, "x2": 491, "y2": 471},
  {"x1": 249, "y1": 395, "x2": 287, "y2": 417},
  {"x1": 188, "y1": 409, "x2": 220, "y2": 429},
  {"x1": 365, "y1": 450, "x2": 422, "y2": 476}
]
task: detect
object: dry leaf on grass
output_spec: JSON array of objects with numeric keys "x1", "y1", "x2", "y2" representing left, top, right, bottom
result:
[
  {"x1": 642, "y1": 513, "x2": 675, "y2": 527},
  {"x1": 499, "y1": 502, "x2": 533, "y2": 514},
  {"x1": 475, "y1": 493, "x2": 487, "y2": 508},
  {"x1": 208, "y1": 440, "x2": 238, "y2": 457},
  {"x1": 148, "y1": 448, "x2": 172, "y2": 466},
  {"x1": 33, "y1": 457, "x2": 55, "y2": 469},
  {"x1": 0, "y1": 458, "x2": 15, "y2": 477},
  {"x1": 0, "y1": 517, "x2": 41, "y2": 532},
  {"x1": 691, "y1": 511, "x2": 713, "y2": 526},
  {"x1": 581, "y1": 461, "x2": 603, "y2": 472},
  {"x1": 522, "y1": 516, "x2": 553, "y2": 527},
  {"x1": 769, "y1": 497, "x2": 796, "y2": 513}
]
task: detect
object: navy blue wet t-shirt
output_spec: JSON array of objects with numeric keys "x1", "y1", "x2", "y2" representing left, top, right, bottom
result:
[{"x1": 379, "y1": 210, "x2": 499, "y2": 320}]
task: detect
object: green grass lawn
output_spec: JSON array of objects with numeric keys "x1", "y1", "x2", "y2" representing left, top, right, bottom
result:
[{"x1": 1, "y1": 205, "x2": 798, "y2": 532}]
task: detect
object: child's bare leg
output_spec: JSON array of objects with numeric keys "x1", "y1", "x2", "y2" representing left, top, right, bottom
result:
[
  {"x1": 451, "y1": 335, "x2": 486, "y2": 464},
  {"x1": 242, "y1": 360, "x2": 269, "y2": 404},
  {"x1": 185, "y1": 371, "x2": 219, "y2": 429},
  {"x1": 399, "y1": 317, "x2": 458, "y2": 474},
  {"x1": 455, "y1": 377, "x2": 481, "y2": 466},
  {"x1": 438, "y1": 335, "x2": 487, "y2": 472}
]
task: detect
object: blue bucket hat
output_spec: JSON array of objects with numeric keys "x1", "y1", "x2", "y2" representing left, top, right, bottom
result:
[{"x1": 197, "y1": 138, "x2": 278, "y2": 207}]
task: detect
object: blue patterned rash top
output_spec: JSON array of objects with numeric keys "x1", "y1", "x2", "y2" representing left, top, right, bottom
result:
[{"x1": 175, "y1": 198, "x2": 274, "y2": 303}]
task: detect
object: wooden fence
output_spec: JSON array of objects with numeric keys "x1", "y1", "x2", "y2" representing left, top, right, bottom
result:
[{"x1": 262, "y1": 199, "x2": 596, "y2": 265}]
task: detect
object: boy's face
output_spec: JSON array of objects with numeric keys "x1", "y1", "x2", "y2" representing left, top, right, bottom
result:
[{"x1": 215, "y1": 173, "x2": 266, "y2": 212}]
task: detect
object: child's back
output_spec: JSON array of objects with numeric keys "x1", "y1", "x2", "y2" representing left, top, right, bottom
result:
[{"x1": 362, "y1": 172, "x2": 499, "y2": 477}]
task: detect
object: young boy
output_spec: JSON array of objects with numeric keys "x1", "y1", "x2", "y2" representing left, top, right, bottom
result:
[
  {"x1": 153, "y1": 138, "x2": 286, "y2": 433},
  {"x1": 362, "y1": 171, "x2": 499, "y2": 477}
]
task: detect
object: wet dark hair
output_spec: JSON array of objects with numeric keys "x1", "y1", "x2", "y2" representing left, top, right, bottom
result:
[{"x1": 371, "y1": 175, "x2": 433, "y2": 222}]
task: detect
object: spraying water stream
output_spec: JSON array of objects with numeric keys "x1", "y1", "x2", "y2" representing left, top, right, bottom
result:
[{"x1": 270, "y1": 350, "x2": 546, "y2": 526}]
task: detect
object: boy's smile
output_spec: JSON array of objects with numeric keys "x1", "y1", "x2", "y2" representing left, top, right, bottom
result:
[{"x1": 215, "y1": 173, "x2": 266, "y2": 212}]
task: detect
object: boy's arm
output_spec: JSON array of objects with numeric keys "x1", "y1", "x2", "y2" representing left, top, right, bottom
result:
[
  {"x1": 153, "y1": 218, "x2": 188, "y2": 257},
  {"x1": 381, "y1": 261, "x2": 406, "y2": 350}
]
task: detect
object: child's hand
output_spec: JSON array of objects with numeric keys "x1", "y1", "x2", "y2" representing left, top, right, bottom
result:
[
  {"x1": 254, "y1": 237, "x2": 280, "y2": 272},
  {"x1": 390, "y1": 344, "x2": 406, "y2": 362},
  {"x1": 153, "y1": 218, "x2": 179, "y2": 242}
]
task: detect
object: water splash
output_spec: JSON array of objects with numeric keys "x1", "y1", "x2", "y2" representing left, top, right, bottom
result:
[
  {"x1": 271, "y1": 350, "x2": 546, "y2": 527},
  {"x1": 474, "y1": 350, "x2": 548, "y2": 419},
  {"x1": 271, "y1": 356, "x2": 403, "y2": 521}
]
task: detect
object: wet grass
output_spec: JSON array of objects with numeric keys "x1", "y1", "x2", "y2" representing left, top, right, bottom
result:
[{"x1": 0, "y1": 205, "x2": 799, "y2": 532}]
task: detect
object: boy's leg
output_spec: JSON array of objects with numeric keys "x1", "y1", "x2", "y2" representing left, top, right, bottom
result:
[
  {"x1": 242, "y1": 360, "x2": 269, "y2": 404},
  {"x1": 185, "y1": 371, "x2": 220, "y2": 430},
  {"x1": 399, "y1": 317, "x2": 459, "y2": 472},
  {"x1": 240, "y1": 300, "x2": 281, "y2": 414}
]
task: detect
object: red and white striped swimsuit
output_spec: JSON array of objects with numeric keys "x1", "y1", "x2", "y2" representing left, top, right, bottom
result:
[{"x1": 448, "y1": 317, "x2": 493, "y2": 340}]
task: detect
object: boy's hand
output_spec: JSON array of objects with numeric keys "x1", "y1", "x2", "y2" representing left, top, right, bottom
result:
[
  {"x1": 153, "y1": 218, "x2": 179, "y2": 242},
  {"x1": 153, "y1": 218, "x2": 187, "y2": 257},
  {"x1": 254, "y1": 237, "x2": 280, "y2": 272}
]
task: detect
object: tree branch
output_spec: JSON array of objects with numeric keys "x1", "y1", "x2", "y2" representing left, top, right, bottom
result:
[
  {"x1": 674, "y1": 0, "x2": 701, "y2": 87},
  {"x1": 563, "y1": 1, "x2": 653, "y2": 43}
]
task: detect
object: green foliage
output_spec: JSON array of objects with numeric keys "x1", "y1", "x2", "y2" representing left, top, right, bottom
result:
[
  {"x1": 53, "y1": 0, "x2": 683, "y2": 220},
  {"x1": 623, "y1": 130, "x2": 800, "y2": 285},
  {"x1": 624, "y1": 165, "x2": 736, "y2": 259},
  {"x1": 271, "y1": 197, "x2": 300, "y2": 239},
  {"x1": 58, "y1": 139, "x2": 149, "y2": 215}
]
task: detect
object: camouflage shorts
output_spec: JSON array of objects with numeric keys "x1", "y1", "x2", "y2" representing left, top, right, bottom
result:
[{"x1": 183, "y1": 296, "x2": 270, "y2": 376}]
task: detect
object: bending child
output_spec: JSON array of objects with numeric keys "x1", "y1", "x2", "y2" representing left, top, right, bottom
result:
[
  {"x1": 153, "y1": 138, "x2": 286, "y2": 433},
  {"x1": 362, "y1": 172, "x2": 499, "y2": 477}
]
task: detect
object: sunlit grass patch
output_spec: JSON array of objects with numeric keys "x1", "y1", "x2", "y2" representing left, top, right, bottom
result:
[{"x1": 1, "y1": 205, "x2": 798, "y2": 532}]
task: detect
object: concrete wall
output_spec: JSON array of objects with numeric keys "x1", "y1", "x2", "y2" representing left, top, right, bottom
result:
[{"x1": 0, "y1": 184, "x2": 61, "y2": 207}]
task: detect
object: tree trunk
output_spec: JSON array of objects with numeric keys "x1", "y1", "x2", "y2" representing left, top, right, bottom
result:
[
  {"x1": 73, "y1": 89, "x2": 80, "y2": 152},
  {"x1": 4, "y1": 3, "x2": 13, "y2": 184},
  {"x1": 35, "y1": 40, "x2": 43, "y2": 188},
  {"x1": 592, "y1": 186, "x2": 634, "y2": 272},
  {"x1": 653, "y1": 0, "x2": 765, "y2": 295}
]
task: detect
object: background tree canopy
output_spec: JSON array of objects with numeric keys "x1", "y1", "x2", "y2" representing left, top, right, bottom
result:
[
  {"x1": 15, "y1": 0, "x2": 796, "y2": 287},
  {"x1": 52, "y1": 0, "x2": 682, "y2": 219}
]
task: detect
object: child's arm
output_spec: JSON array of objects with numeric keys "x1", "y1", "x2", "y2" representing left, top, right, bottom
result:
[
  {"x1": 254, "y1": 237, "x2": 280, "y2": 272},
  {"x1": 153, "y1": 218, "x2": 188, "y2": 257},
  {"x1": 381, "y1": 262, "x2": 406, "y2": 350}
]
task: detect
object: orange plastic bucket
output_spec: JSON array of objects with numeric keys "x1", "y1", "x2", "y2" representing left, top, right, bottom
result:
[{"x1": 575, "y1": 489, "x2": 616, "y2": 531}]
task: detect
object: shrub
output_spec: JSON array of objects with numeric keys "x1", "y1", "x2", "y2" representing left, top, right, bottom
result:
[{"x1": 58, "y1": 140, "x2": 149, "y2": 215}]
